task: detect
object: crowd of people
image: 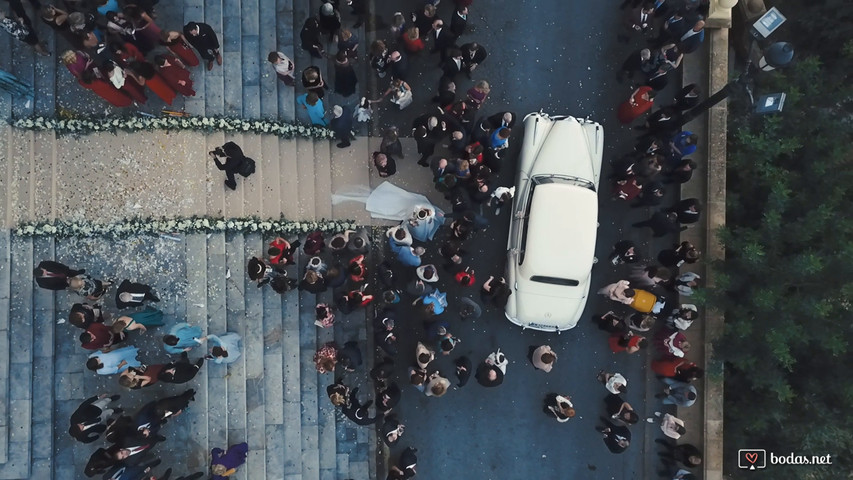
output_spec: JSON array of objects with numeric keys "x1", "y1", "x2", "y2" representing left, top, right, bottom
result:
[
  {"x1": 33, "y1": 260, "x2": 246, "y2": 479},
  {"x1": 0, "y1": 0, "x2": 228, "y2": 106}
]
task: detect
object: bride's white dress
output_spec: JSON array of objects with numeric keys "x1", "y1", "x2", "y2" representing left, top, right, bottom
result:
[{"x1": 357, "y1": 182, "x2": 444, "y2": 241}]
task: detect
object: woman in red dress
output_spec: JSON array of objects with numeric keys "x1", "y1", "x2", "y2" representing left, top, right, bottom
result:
[
  {"x1": 402, "y1": 27, "x2": 424, "y2": 53},
  {"x1": 160, "y1": 29, "x2": 199, "y2": 67},
  {"x1": 154, "y1": 54, "x2": 195, "y2": 97},
  {"x1": 78, "y1": 70, "x2": 133, "y2": 107},
  {"x1": 61, "y1": 49, "x2": 92, "y2": 79},
  {"x1": 130, "y1": 60, "x2": 177, "y2": 104},
  {"x1": 617, "y1": 85, "x2": 654, "y2": 124},
  {"x1": 112, "y1": 42, "x2": 145, "y2": 67}
]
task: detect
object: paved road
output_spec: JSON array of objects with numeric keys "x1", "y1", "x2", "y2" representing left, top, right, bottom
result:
[{"x1": 367, "y1": 0, "x2": 684, "y2": 478}]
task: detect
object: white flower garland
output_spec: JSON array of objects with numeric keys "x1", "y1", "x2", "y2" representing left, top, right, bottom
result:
[
  {"x1": 10, "y1": 115, "x2": 335, "y2": 139},
  {"x1": 13, "y1": 216, "x2": 356, "y2": 238}
]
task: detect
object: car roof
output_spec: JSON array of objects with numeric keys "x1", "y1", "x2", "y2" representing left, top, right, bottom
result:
[{"x1": 520, "y1": 183, "x2": 598, "y2": 283}]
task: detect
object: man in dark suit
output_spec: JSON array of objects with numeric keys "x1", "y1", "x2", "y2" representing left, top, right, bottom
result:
[
  {"x1": 450, "y1": 6, "x2": 467, "y2": 36},
  {"x1": 33, "y1": 260, "x2": 84, "y2": 290},
  {"x1": 341, "y1": 388, "x2": 380, "y2": 425},
  {"x1": 387, "y1": 50, "x2": 409, "y2": 81},
  {"x1": 431, "y1": 157, "x2": 459, "y2": 180},
  {"x1": 183, "y1": 21, "x2": 221, "y2": 70},
  {"x1": 460, "y1": 42, "x2": 487, "y2": 78},
  {"x1": 632, "y1": 211, "x2": 685, "y2": 237},
  {"x1": 70, "y1": 394, "x2": 121, "y2": 443},
  {"x1": 115, "y1": 280, "x2": 160, "y2": 309},
  {"x1": 619, "y1": 5, "x2": 655, "y2": 43},
  {"x1": 677, "y1": 19, "x2": 705, "y2": 54},
  {"x1": 431, "y1": 19, "x2": 457, "y2": 62},
  {"x1": 330, "y1": 105, "x2": 355, "y2": 148},
  {"x1": 653, "y1": 12, "x2": 688, "y2": 46},
  {"x1": 668, "y1": 198, "x2": 701, "y2": 224},
  {"x1": 210, "y1": 141, "x2": 246, "y2": 190},
  {"x1": 440, "y1": 49, "x2": 464, "y2": 81},
  {"x1": 158, "y1": 352, "x2": 204, "y2": 384}
]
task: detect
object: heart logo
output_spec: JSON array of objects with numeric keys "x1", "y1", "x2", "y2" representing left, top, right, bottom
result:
[{"x1": 745, "y1": 452, "x2": 759, "y2": 464}]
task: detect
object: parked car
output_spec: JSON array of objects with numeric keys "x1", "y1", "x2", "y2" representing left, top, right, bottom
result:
[{"x1": 504, "y1": 113, "x2": 604, "y2": 332}]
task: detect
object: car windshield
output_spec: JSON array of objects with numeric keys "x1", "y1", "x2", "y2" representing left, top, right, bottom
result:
[{"x1": 533, "y1": 175, "x2": 595, "y2": 191}]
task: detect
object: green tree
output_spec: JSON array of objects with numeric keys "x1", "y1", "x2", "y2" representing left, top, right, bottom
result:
[{"x1": 717, "y1": 3, "x2": 853, "y2": 477}]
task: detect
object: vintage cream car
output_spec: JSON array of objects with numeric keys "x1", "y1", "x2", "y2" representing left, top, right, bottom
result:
[{"x1": 505, "y1": 113, "x2": 603, "y2": 332}]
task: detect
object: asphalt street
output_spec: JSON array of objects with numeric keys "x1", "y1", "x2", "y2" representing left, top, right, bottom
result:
[{"x1": 366, "y1": 0, "x2": 684, "y2": 478}]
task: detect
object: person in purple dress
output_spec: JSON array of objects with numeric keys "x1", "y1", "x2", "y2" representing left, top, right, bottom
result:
[{"x1": 210, "y1": 443, "x2": 248, "y2": 479}]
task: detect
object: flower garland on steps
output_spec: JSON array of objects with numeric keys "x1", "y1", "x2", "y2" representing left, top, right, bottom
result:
[
  {"x1": 9, "y1": 115, "x2": 335, "y2": 139},
  {"x1": 13, "y1": 216, "x2": 357, "y2": 239}
]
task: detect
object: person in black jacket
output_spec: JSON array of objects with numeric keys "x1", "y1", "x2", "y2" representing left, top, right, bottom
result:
[
  {"x1": 450, "y1": 6, "x2": 467, "y2": 36},
  {"x1": 596, "y1": 419, "x2": 632, "y2": 454},
  {"x1": 209, "y1": 141, "x2": 246, "y2": 190},
  {"x1": 33, "y1": 260, "x2": 84, "y2": 290},
  {"x1": 115, "y1": 280, "x2": 160, "y2": 309},
  {"x1": 182, "y1": 21, "x2": 221, "y2": 70},
  {"x1": 70, "y1": 394, "x2": 121, "y2": 443},
  {"x1": 632, "y1": 211, "x2": 685, "y2": 237},
  {"x1": 330, "y1": 105, "x2": 354, "y2": 148},
  {"x1": 460, "y1": 42, "x2": 487, "y2": 78},
  {"x1": 300, "y1": 17, "x2": 325, "y2": 58},
  {"x1": 158, "y1": 352, "x2": 204, "y2": 384},
  {"x1": 341, "y1": 388, "x2": 380, "y2": 426}
]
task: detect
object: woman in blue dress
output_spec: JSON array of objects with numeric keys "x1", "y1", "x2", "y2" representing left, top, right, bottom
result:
[
  {"x1": 163, "y1": 322, "x2": 204, "y2": 354},
  {"x1": 111, "y1": 307, "x2": 165, "y2": 335},
  {"x1": 407, "y1": 205, "x2": 445, "y2": 242},
  {"x1": 207, "y1": 332, "x2": 242, "y2": 364},
  {"x1": 86, "y1": 345, "x2": 141, "y2": 375},
  {"x1": 296, "y1": 92, "x2": 327, "y2": 126}
]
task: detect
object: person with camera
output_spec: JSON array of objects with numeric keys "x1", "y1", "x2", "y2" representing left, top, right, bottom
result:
[{"x1": 209, "y1": 141, "x2": 254, "y2": 190}]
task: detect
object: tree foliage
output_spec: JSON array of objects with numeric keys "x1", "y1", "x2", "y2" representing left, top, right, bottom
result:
[{"x1": 716, "y1": 1, "x2": 853, "y2": 477}]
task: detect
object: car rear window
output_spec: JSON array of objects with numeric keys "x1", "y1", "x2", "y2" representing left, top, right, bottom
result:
[{"x1": 530, "y1": 275, "x2": 579, "y2": 286}]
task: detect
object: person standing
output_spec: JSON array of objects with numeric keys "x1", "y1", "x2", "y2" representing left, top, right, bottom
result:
[
  {"x1": 475, "y1": 348, "x2": 507, "y2": 387},
  {"x1": 267, "y1": 51, "x2": 295, "y2": 86},
  {"x1": 297, "y1": 92, "x2": 327, "y2": 126},
  {"x1": 183, "y1": 21, "x2": 221, "y2": 71},
  {"x1": 333, "y1": 51, "x2": 358, "y2": 97},
  {"x1": 529, "y1": 345, "x2": 557, "y2": 372},
  {"x1": 163, "y1": 322, "x2": 204, "y2": 354},
  {"x1": 618, "y1": 86, "x2": 654, "y2": 124},
  {"x1": 33, "y1": 260, "x2": 84, "y2": 290},
  {"x1": 330, "y1": 105, "x2": 354, "y2": 148},
  {"x1": 596, "y1": 419, "x2": 632, "y2": 453},
  {"x1": 300, "y1": 17, "x2": 325, "y2": 58},
  {"x1": 0, "y1": 9, "x2": 49, "y2": 55},
  {"x1": 210, "y1": 144, "x2": 244, "y2": 191},
  {"x1": 210, "y1": 443, "x2": 249, "y2": 479},
  {"x1": 69, "y1": 394, "x2": 121, "y2": 443},
  {"x1": 543, "y1": 394, "x2": 574, "y2": 422},
  {"x1": 206, "y1": 332, "x2": 242, "y2": 364},
  {"x1": 656, "y1": 378, "x2": 698, "y2": 407}
]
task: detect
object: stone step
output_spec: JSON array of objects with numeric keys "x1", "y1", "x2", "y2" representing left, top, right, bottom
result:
[
  {"x1": 30, "y1": 237, "x2": 56, "y2": 479},
  {"x1": 183, "y1": 0, "x2": 207, "y2": 116},
  {"x1": 239, "y1": 134, "x2": 263, "y2": 217},
  {"x1": 330, "y1": 139, "x2": 372, "y2": 225},
  {"x1": 298, "y1": 287, "x2": 320, "y2": 480},
  {"x1": 206, "y1": 131, "x2": 228, "y2": 217},
  {"x1": 241, "y1": 233, "x2": 265, "y2": 480},
  {"x1": 295, "y1": 138, "x2": 317, "y2": 220},
  {"x1": 0, "y1": 236, "x2": 34, "y2": 479},
  {"x1": 0, "y1": 125, "x2": 10, "y2": 226},
  {"x1": 223, "y1": 233, "x2": 248, "y2": 480},
  {"x1": 259, "y1": 134, "x2": 283, "y2": 219},
  {"x1": 240, "y1": 0, "x2": 261, "y2": 119},
  {"x1": 8, "y1": 129, "x2": 32, "y2": 225},
  {"x1": 10, "y1": 41, "x2": 34, "y2": 118},
  {"x1": 33, "y1": 29, "x2": 56, "y2": 117},
  {"x1": 280, "y1": 254, "x2": 302, "y2": 478},
  {"x1": 0, "y1": 230, "x2": 11, "y2": 465},
  {"x1": 184, "y1": 233, "x2": 212, "y2": 471},
  {"x1": 277, "y1": 138, "x2": 300, "y2": 220},
  {"x1": 276, "y1": 0, "x2": 296, "y2": 122},
  {"x1": 203, "y1": 0, "x2": 225, "y2": 117},
  {"x1": 258, "y1": 0, "x2": 279, "y2": 120},
  {"x1": 32, "y1": 131, "x2": 56, "y2": 221},
  {"x1": 207, "y1": 232, "x2": 229, "y2": 454},
  {"x1": 222, "y1": 0, "x2": 243, "y2": 118},
  {"x1": 314, "y1": 140, "x2": 334, "y2": 221}
]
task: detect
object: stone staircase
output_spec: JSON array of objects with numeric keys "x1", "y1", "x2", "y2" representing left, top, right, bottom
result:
[{"x1": 0, "y1": 228, "x2": 375, "y2": 480}]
